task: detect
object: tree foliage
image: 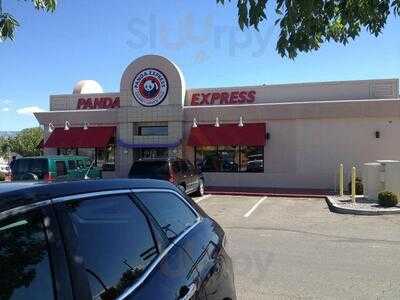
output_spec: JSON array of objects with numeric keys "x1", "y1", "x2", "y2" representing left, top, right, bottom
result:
[
  {"x1": 0, "y1": 0, "x2": 56, "y2": 41},
  {"x1": 217, "y1": 0, "x2": 400, "y2": 58},
  {"x1": 0, "y1": 127, "x2": 43, "y2": 158}
]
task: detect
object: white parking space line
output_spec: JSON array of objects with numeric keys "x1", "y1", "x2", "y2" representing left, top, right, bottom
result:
[
  {"x1": 195, "y1": 194, "x2": 212, "y2": 204},
  {"x1": 243, "y1": 196, "x2": 267, "y2": 218}
]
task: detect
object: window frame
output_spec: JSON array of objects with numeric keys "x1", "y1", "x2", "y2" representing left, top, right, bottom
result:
[
  {"x1": 52, "y1": 189, "x2": 198, "y2": 300},
  {"x1": 132, "y1": 190, "x2": 200, "y2": 242},
  {"x1": 194, "y1": 145, "x2": 265, "y2": 173},
  {"x1": 137, "y1": 126, "x2": 168, "y2": 136},
  {"x1": 60, "y1": 193, "x2": 163, "y2": 299}
]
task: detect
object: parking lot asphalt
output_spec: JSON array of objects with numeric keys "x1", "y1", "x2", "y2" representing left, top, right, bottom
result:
[{"x1": 192, "y1": 195, "x2": 400, "y2": 299}]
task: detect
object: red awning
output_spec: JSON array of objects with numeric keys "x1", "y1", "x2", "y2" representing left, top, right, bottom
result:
[
  {"x1": 44, "y1": 127, "x2": 115, "y2": 148},
  {"x1": 187, "y1": 123, "x2": 266, "y2": 147}
]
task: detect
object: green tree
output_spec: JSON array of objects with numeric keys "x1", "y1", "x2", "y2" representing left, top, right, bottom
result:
[
  {"x1": 7, "y1": 127, "x2": 43, "y2": 157},
  {"x1": 0, "y1": 136, "x2": 11, "y2": 158},
  {"x1": 0, "y1": 0, "x2": 56, "y2": 41},
  {"x1": 218, "y1": 0, "x2": 400, "y2": 58}
]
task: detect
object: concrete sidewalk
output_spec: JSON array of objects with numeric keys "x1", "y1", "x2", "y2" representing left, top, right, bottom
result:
[
  {"x1": 205, "y1": 186, "x2": 334, "y2": 198},
  {"x1": 327, "y1": 195, "x2": 400, "y2": 215}
]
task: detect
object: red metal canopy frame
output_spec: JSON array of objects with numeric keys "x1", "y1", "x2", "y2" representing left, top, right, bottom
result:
[{"x1": 187, "y1": 123, "x2": 266, "y2": 147}]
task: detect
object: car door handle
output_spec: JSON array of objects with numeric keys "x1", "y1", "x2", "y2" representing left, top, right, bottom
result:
[{"x1": 179, "y1": 283, "x2": 197, "y2": 300}]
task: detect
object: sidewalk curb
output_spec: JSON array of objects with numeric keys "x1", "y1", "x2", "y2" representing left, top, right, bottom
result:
[
  {"x1": 326, "y1": 196, "x2": 400, "y2": 215},
  {"x1": 205, "y1": 191, "x2": 329, "y2": 198}
]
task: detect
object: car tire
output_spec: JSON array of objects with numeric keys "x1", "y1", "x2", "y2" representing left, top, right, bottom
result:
[{"x1": 194, "y1": 179, "x2": 205, "y2": 197}]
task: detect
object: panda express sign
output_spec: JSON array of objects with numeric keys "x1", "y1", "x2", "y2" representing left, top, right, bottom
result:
[
  {"x1": 132, "y1": 68, "x2": 169, "y2": 107},
  {"x1": 190, "y1": 90, "x2": 256, "y2": 106},
  {"x1": 76, "y1": 97, "x2": 120, "y2": 110}
]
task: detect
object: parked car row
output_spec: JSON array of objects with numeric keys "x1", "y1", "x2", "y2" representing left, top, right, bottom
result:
[{"x1": 4, "y1": 156, "x2": 205, "y2": 197}]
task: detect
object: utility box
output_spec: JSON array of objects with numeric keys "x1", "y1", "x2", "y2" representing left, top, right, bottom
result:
[
  {"x1": 384, "y1": 161, "x2": 400, "y2": 195},
  {"x1": 363, "y1": 160, "x2": 400, "y2": 200},
  {"x1": 363, "y1": 163, "x2": 383, "y2": 200}
]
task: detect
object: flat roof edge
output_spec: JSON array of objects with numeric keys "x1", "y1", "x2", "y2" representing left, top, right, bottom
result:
[{"x1": 186, "y1": 78, "x2": 399, "y2": 92}]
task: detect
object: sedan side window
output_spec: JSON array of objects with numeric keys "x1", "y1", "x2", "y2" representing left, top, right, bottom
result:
[
  {"x1": 0, "y1": 214, "x2": 55, "y2": 300},
  {"x1": 135, "y1": 192, "x2": 198, "y2": 241},
  {"x1": 68, "y1": 160, "x2": 77, "y2": 170},
  {"x1": 77, "y1": 160, "x2": 84, "y2": 169},
  {"x1": 55, "y1": 161, "x2": 67, "y2": 176},
  {"x1": 64, "y1": 194, "x2": 159, "y2": 300}
]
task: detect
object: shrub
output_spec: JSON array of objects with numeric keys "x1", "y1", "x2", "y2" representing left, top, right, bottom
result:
[
  {"x1": 378, "y1": 191, "x2": 398, "y2": 207},
  {"x1": 348, "y1": 177, "x2": 364, "y2": 195},
  {"x1": 0, "y1": 173, "x2": 5, "y2": 182}
]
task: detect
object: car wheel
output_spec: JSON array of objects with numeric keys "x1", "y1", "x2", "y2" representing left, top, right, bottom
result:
[{"x1": 194, "y1": 179, "x2": 205, "y2": 197}]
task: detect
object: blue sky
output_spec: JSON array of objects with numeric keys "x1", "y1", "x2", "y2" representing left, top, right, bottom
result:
[{"x1": 1, "y1": 0, "x2": 399, "y2": 131}]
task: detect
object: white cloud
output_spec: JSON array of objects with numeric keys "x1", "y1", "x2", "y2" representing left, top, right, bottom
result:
[
  {"x1": 1, "y1": 107, "x2": 10, "y2": 112},
  {"x1": 16, "y1": 106, "x2": 45, "y2": 115}
]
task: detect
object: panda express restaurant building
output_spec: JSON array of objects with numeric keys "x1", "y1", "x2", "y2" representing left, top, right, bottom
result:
[{"x1": 34, "y1": 55, "x2": 400, "y2": 190}]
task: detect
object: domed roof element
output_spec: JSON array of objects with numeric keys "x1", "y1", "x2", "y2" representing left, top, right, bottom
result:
[{"x1": 73, "y1": 80, "x2": 104, "y2": 94}]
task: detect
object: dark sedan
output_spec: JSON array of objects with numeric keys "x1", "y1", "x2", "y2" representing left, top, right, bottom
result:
[{"x1": 0, "y1": 179, "x2": 236, "y2": 300}]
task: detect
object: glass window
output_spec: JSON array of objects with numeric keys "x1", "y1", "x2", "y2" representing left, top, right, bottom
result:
[
  {"x1": 77, "y1": 148, "x2": 115, "y2": 170},
  {"x1": 0, "y1": 214, "x2": 54, "y2": 300},
  {"x1": 171, "y1": 161, "x2": 180, "y2": 174},
  {"x1": 138, "y1": 126, "x2": 168, "y2": 136},
  {"x1": 178, "y1": 161, "x2": 189, "y2": 174},
  {"x1": 12, "y1": 159, "x2": 48, "y2": 179},
  {"x1": 186, "y1": 160, "x2": 196, "y2": 173},
  {"x1": 195, "y1": 146, "x2": 264, "y2": 173},
  {"x1": 139, "y1": 148, "x2": 169, "y2": 159},
  {"x1": 219, "y1": 146, "x2": 239, "y2": 172},
  {"x1": 195, "y1": 146, "x2": 220, "y2": 172},
  {"x1": 65, "y1": 195, "x2": 158, "y2": 300},
  {"x1": 129, "y1": 161, "x2": 170, "y2": 179},
  {"x1": 96, "y1": 144, "x2": 116, "y2": 171},
  {"x1": 55, "y1": 161, "x2": 67, "y2": 176},
  {"x1": 77, "y1": 148, "x2": 95, "y2": 161},
  {"x1": 240, "y1": 146, "x2": 264, "y2": 173},
  {"x1": 77, "y1": 160, "x2": 84, "y2": 169},
  {"x1": 84, "y1": 159, "x2": 92, "y2": 168},
  {"x1": 58, "y1": 148, "x2": 77, "y2": 156},
  {"x1": 68, "y1": 160, "x2": 77, "y2": 170},
  {"x1": 136, "y1": 192, "x2": 198, "y2": 240}
]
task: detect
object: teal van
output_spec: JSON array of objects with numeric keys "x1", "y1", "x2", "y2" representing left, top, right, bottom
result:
[{"x1": 11, "y1": 156, "x2": 102, "y2": 181}]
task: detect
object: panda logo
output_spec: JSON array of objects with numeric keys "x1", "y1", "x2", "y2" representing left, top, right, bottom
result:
[
  {"x1": 132, "y1": 68, "x2": 169, "y2": 107},
  {"x1": 142, "y1": 79, "x2": 159, "y2": 98}
]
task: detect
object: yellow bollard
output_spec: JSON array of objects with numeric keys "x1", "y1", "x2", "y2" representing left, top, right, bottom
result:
[
  {"x1": 351, "y1": 166, "x2": 356, "y2": 203},
  {"x1": 339, "y1": 163, "x2": 344, "y2": 197}
]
